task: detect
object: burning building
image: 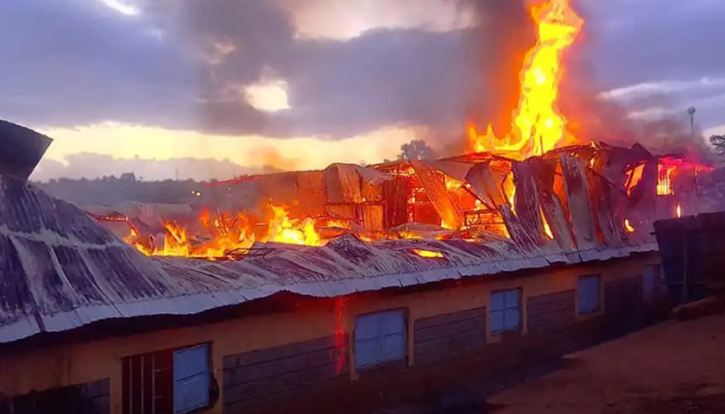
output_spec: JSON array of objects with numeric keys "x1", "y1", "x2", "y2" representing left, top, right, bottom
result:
[{"x1": 0, "y1": 0, "x2": 720, "y2": 413}]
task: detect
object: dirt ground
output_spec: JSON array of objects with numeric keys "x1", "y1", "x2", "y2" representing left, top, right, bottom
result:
[{"x1": 487, "y1": 313, "x2": 725, "y2": 414}]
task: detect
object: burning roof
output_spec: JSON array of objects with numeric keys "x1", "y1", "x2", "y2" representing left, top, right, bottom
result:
[{"x1": 0, "y1": 145, "x2": 666, "y2": 345}]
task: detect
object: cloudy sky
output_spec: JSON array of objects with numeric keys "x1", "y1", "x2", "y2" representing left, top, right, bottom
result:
[{"x1": 2, "y1": 0, "x2": 724, "y2": 181}]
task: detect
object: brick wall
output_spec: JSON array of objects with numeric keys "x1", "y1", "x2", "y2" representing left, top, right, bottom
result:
[
  {"x1": 1, "y1": 379, "x2": 109, "y2": 414},
  {"x1": 222, "y1": 336, "x2": 347, "y2": 414},
  {"x1": 413, "y1": 307, "x2": 487, "y2": 367}
]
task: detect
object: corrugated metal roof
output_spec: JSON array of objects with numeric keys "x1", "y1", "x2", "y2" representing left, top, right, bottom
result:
[{"x1": 0, "y1": 151, "x2": 657, "y2": 344}]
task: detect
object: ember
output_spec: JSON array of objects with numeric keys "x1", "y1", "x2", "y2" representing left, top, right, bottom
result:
[
  {"x1": 625, "y1": 219, "x2": 635, "y2": 234},
  {"x1": 412, "y1": 249, "x2": 445, "y2": 259},
  {"x1": 657, "y1": 162, "x2": 676, "y2": 196},
  {"x1": 625, "y1": 163, "x2": 645, "y2": 197}
]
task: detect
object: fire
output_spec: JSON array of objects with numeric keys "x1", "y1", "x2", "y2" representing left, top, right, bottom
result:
[
  {"x1": 125, "y1": 205, "x2": 322, "y2": 258},
  {"x1": 412, "y1": 249, "x2": 445, "y2": 259},
  {"x1": 624, "y1": 219, "x2": 635, "y2": 233},
  {"x1": 469, "y1": 0, "x2": 584, "y2": 158},
  {"x1": 541, "y1": 209, "x2": 554, "y2": 239},
  {"x1": 268, "y1": 205, "x2": 321, "y2": 246},
  {"x1": 657, "y1": 162, "x2": 676, "y2": 196},
  {"x1": 327, "y1": 219, "x2": 351, "y2": 229},
  {"x1": 676, "y1": 203, "x2": 682, "y2": 218},
  {"x1": 656, "y1": 157, "x2": 714, "y2": 197},
  {"x1": 445, "y1": 176, "x2": 465, "y2": 190},
  {"x1": 625, "y1": 163, "x2": 645, "y2": 197},
  {"x1": 162, "y1": 222, "x2": 191, "y2": 257}
]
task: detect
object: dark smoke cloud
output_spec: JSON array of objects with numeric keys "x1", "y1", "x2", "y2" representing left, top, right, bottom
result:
[{"x1": 140, "y1": 0, "x2": 478, "y2": 139}]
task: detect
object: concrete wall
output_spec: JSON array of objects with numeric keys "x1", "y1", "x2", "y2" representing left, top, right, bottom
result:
[{"x1": 0, "y1": 253, "x2": 661, "y2": 414}]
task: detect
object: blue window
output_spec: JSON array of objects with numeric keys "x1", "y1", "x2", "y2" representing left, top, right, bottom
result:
[
  {"x1": 123, "y1": 343, "x2": 211, "y2": 414},
  {"x1": 490, "y1": 289, "x2": 521, "y2": 334},
  {"x1": 173, "y1": 344, "x2": 211, "y2": 414},
  {"x1": 578, "y1": 275, "x2": 601, "y2": 315},
  {"x1": 354, "y1": 310, "x2": 406, "y2": 369}
]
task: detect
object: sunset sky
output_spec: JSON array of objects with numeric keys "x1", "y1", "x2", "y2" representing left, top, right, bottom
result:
[{"x1": 2, "y1": 0, "x2": 724, "y2": 181}]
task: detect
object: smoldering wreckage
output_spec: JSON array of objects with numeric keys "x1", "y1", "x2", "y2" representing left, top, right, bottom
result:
[{"x1": 0, "y1": 0, "x2": 723, "y2": 413}]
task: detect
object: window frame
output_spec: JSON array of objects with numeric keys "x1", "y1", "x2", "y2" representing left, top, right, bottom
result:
[
  {"x1": 353, "y1": 308, "x2": 408, "y2": 370},
  {"x1": 122, "y1": 342, "x2": 213, "y2": 414},
  {"x1": 577, "y1": 275, "x2": 602, "y2": 315},
  {"x1": 489, "y1": 288, "x2": 522, "y2": 335}
]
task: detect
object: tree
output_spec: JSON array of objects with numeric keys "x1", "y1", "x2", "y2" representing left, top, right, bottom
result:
[
  {"x1": 710, "y1": 135, "x2": 725, "y2": 155},
  {"x1": 398, "y1": 140, "x2": 435, "y2": 161}
]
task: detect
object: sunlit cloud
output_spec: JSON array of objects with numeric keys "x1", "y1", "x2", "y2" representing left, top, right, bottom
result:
[
  {"x1": 600, "y1": 77, "x2": 725, "y2": 102},
  {"x1": 99, "y1": 0, "x2": 140, "y2": 16},
  {"x1": 244, "y1": 80, "x2": 291, "y2": 112},
  {"x1": 285, "y1": 0, "x2": 475, "y2": 40}
]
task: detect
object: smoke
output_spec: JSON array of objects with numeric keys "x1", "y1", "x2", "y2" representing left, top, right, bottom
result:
[{"x1": 250, "y1": 146, "x2": 300, "y2": 173}]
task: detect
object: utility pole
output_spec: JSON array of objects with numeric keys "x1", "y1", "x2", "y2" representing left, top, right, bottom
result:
[{"x1": 688, "y1": 107, "x2": 696, "y2": 139}]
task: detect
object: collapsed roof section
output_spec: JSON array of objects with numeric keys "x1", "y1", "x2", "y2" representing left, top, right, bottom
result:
[{"x1": 166, "y1": 142, "x2": 673, "y2": 249}]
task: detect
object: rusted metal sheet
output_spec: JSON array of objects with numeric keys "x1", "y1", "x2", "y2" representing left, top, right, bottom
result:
[
  {"x1": 260, "y1": 172, "x2": 298, "y2": 206},
  {"x1": 324, "y1": 165, "x2": 345, "y2": 204},
  {"x1": 410, "y1": 160, "x2": 463, "y2": 229},
  {"x1": 426, "y1": 160, "x2": 473, "y2": 182},
  {"x1": 360, "y1": 204, "x2": 385, "y2": 231},
  {"x1": 326, "y1": 204, "x2": 356, "y2": 220},
  {"x1": 361, "y1": 180, "x2": 383, "y2": 203},
  {"x1": 227, "y1": 179, "x2": 265, "y2": 213},
  {"x1": 560, "y1": 155, "x2": 597, "y2": 249},
  {"x1": 529, "y1": 157, "x2": 576, "y2": 251},
  {"x1": 332, "y1": 164, "x2": 363, "y2": 203},
  {"x1": 512, "y1": 160, "x2": 546, "y2": 245},
  {"x1": 587, "y1": 170, "x2": 626, "y2": 246},
  {"x1": 383, "y1": 177, "x2": 407, "y2": 228},
  {"x1": 352, "y1": 164, "x2": 392, "y2": 186},
  {"x1": 501, "y1": 205, "x2": 538, "y2": 248},
  {"x1": 296, "y1": 171, "x2": 326, "y2": 215},
  {"x1": 466, "y1": 163, "x2": 506, "y2": 208}
]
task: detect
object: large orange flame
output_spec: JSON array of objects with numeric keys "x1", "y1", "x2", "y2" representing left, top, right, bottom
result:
[
  {"x1": 125, "y1": 205, "x2": 322, "y2": 259},
  {"x1": 469, "y1": 0, "x2": 583, "y2": 158},
  {"x1": 268, "y1": 205, "x2": 322, "y2": 246}
]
